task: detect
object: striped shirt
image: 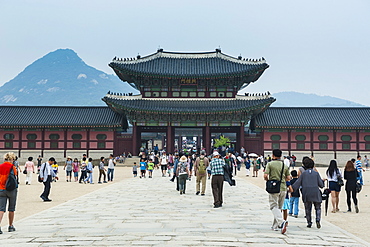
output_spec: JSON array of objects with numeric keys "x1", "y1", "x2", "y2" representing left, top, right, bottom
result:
[
  {"x1": 355, "y1": 160, "x2": 363, "y2": 172},
  {"x1": 210, "y1": 158, "x2": 225, "y2": 175}
]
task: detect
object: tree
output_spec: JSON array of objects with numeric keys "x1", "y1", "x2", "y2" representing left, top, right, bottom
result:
[{"x1": 213, "y1": 135, "x2": 230, "y2": 148}]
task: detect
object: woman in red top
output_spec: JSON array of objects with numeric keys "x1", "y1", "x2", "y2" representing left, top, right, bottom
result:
[{"x1": 0, "y1": 152, "x2": 18, "y2": 234}]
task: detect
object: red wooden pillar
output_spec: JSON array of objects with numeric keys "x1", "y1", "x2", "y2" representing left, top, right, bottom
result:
[
  {"x1": 288, "y1": 129, "x2": 291, "y2": 156},
  {"x1": 204, "y1": 125, "x2": 211, "y2": 155},
  {"x1": 166, "y1": 125, "x2": 174, "y2": 154},
  {"x1": 41, "y1": 128, "x2": 45, "y2": 158},
  {"x1": 86, "y1": 128, "x2": 90, "y2": 158},
  {"x1": 18, "y1": 129, "x2": 22, "y2": 158},
  {"x1": 333, "y1": 129, "x2": 337, "y2": 159},
  {"x1": 132, "y1": 123, "x2": 138, "y2": 156},
  {"x1": 239, "y1": 125, "x2": 245, "y2": 154}
]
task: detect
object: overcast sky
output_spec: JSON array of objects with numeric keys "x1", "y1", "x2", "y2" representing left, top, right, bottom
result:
[{"x1": 1, "y1": 0, "x2": 369, "y2": 106}]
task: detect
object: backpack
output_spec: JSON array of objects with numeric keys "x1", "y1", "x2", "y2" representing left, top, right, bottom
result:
[
  {"x1": 198, "y1": 157, "x2": 206, "y2": 176},
  {"x1": 6, "y1": 166, "x2": 17, "y2": 191}
]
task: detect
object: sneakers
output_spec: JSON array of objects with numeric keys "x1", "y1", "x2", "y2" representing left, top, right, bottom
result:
[
  {"x1": 307, "y1": 222, "x2": 312, "y2": 228},
  {"x1": 103, "y1": 181, "x2": 107, "y2": 183},
  {"x1": 196, "y1": 191, "x2": 200, "y2": 195},
  {"x1": 355, "y1": 205, "x2": 359, "y2": 213},
  {"x1": 8, "y1": 225, "x2": 16, "y2": 232},
  {"x1": 293, "y1": 215, "x2": 298, "y2": 218},
  {"x1": 98, "y1": 181, "x2": 102, "y2": 184},
  {"x1": 316, "y1": 221, "x2": 321, "y2": 229},
  {"x1": 281, "y1": 221, "x2": 287, "y2": 234},
  {"x1": 201, "y1": 194, "x2": 205, "y2": 196}
]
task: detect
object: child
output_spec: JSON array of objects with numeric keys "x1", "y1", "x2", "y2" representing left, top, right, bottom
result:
[
  {"x1": 139, "y1": 159, "x2": 147, "y2": 178},
  {"x1": 132, "y1": 162, "x2": 138, "y2": 177},
  {"x1": 147, "y1": 159, "x2": 155, "y2": 178},
  {"x1": 52, "y1": 161, "x2": 59, "y2": 182},
  {"x1": 289, "y1": 170, "x2": 300, "y2": 217},
  {"x1": 282, "y1": 180, "x2": 293, "y2": 226}
]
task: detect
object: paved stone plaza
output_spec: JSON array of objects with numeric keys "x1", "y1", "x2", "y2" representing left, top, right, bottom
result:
[{"x1": 0, "y1": 169, "x2": 368, "y2": 246}]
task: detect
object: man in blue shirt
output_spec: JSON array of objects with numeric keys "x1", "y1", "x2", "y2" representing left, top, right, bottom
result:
[
  {"x1": 210, "y1": 151, "x2": 225, "y2": 208},
  {"x1": 355, "y1": 155, "x2": 365, "y2": 185}
]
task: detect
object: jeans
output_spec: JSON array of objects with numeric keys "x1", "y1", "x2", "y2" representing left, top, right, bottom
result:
[
  {"x1": 85, "y1": 172, "x2": 93, "y2": 183},
  {"x1": 107, "y1": 168, "x2": 114, "y2": 181},
  {"x1": 357, "y1": 171, "x2": 363, "y2": 185},
  {"x1": 178, "y1": 174, "x2": 188, "y2": 193},
  {"x1": 304, "y1": 201, "x2": 321, "y2": 224},
  {"x1": 289, "y1": 197, "x2": 299, "y2": 216},
  {"x1": 79, "y1": 171, "x2": 87, "y2": 183}
]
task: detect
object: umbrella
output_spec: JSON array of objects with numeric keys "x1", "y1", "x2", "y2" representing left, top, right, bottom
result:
[
  {"x1": 248, "y1": 153, "x2": 258, "y2": 157},
  {"x1": 322, "y1": 182, "x2": 331, "y2": 216}
]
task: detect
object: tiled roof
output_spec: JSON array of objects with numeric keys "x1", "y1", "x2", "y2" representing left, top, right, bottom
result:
[
  {"x1": 0, "y1": 106, "x2": 124, "y2": 128},
  {"x1": 109, "y1": 49, "x2": 269, "y2": 78},
  {"x1": 254, "y1": 107, "x2": 370, "y2": 129},
  {"x1": 103, "y1": 97, "x2": 275, "y2": 114}
]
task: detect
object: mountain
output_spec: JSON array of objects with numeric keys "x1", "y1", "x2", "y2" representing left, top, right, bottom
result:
[
  {"x1": 0, "y1": 49, "x2": 138, "y2": 106},
  {"x1": 271, "y1": 91, "x2": 366, "y2": 107}
]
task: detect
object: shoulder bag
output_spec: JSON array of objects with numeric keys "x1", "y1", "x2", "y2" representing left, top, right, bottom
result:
[
  {"x1": 266, "y1": 161, "x2": 284, "y2": 193},
  {"x1": 336, "y1": 170, "x2": 344, "y2": 186},
  {"x1": 6, "y1": 166, "x2": 17, "y2": 191},
  {"x1": 38, "y1": 163, "x2": 47, "y2": 183}
]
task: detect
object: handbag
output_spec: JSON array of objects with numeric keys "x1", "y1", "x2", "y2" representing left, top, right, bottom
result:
[
  {"x1": 337, "y1": 172, "x2": 344, "y2": 186},
  {"x1": 23, "y1": 169, "x2": 27, "y2": 175},
  {"x1": 356, "y1": 182, "x2": 362, "y2": 193},
  {"x1": 266, "y1": 161, "x2": 284, "y2": 193}
]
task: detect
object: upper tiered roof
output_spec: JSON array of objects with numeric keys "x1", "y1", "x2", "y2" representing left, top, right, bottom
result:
[{"x1": 109, "y1": 49, "x2": 269, "y2": 79}]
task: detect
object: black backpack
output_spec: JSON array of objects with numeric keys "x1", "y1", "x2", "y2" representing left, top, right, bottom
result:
[{"x1": 6, "y1": 166, "x2": 17, "y2": 191}]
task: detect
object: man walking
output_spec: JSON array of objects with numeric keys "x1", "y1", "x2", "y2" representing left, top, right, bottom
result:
[
  {"x1": 264, "y1": 149, "x2": 290, "y2": 234},
  {"x1": 107, "y1": 154, "x2": 116, "y2": 182},
  {"x1": 194, "y1": 151, "x2": 209, "y2": 196},
  {"x1": 210, "y1": 151, "x2": 225, "y2": 208},
  {"x1": 39, "y1": 157, "x2": 58, "y2": 202},
  {"x1": 355, "y1": 155, "x2": 365, "y2": 185}
]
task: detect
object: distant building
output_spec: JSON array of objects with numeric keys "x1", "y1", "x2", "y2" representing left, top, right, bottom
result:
[{"x1": 1, "y1": 49, "x2": 369, "y2": 164}]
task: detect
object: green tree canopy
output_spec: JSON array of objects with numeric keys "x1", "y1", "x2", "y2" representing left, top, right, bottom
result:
[{"x1": 213, "y1": 135, "x2": 230, "y2": 148}]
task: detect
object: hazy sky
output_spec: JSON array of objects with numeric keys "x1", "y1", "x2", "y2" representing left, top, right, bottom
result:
[{"x1": 1, "y1": 0, "x2": 369, "y2": 105}]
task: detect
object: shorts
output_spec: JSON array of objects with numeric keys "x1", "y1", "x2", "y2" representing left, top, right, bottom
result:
[
  {"x1": 282, "y1": 198, "x2": 290, "y2": 210},
  {"x1": 66, "y1": 170, "x2": 72, "y2": 176},
  {"x1": 207, "y1": 170, "x2": 211, "y2": 174},
  {"x1": 133, "y1": 171, "x2": 137, "y2": 175},
  {"x1": 0, "y1": 189, "x2": 18, "y2": 212},
  {"x1": 73, "y1": 171, "x2": 79, "y2": 177},
  {"x1": 329, "y1": 181, "x2": 341, "y2": 192},
  {"x1": 161, "y1": 165, "x2": 167, "y2": 171},
  {"x1": 148, "y1": 169, "x2": 153, "y2": 172},
  {"x1": 141, "y1": 170, "x2": 146, "y2": 174}
]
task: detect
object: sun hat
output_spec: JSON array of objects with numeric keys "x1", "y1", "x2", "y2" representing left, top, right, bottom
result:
[
  {"x1": 180, "y1": 156, "x2": 187, "y2": 162},
  {"x1": 213, "y1": 151, "x2": 220, "y2": 157}
]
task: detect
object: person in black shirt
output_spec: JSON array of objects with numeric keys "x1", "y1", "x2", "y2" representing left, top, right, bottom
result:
[{"x1": 344, "y1": 160, "x2": 359, "y2": 213}]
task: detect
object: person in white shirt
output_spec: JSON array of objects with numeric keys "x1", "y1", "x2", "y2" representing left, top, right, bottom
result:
[
  {"x1": 284, "y1": 156, "x2": 291, "y2": 168},
  {"x1": 39, "y1": 157, "x2": 58, "y2": 202},
  {"x1": 160, "y1": 153, "x2": 168, "y2": 177},
  {"x1": 107, "y1": 154, "x2": 116, "y2": 182}
]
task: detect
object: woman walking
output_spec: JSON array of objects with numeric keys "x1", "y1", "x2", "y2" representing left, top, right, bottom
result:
[
  {"x1": 24, "y1": 157, "x2": 35, "y2": 185},
  {"x1": 64, "y1": 156, "x2": 73, "y2": 182},
  {"x1": 72, "y1": 158, "x2": 80, "y2": 182},
  {"x1": 0, "y1": 152, "x2": 18, "y2": 233},
  {"x1": 344, "y1": 160, "x2": 359, "y2": 213},
  {"x1": 326, "y1": 160, "x2": 342, "y2": 213},
  {"x1": 292, "y1": 157, "x2": 324, "y2": 229},
  {"x1": 177, "y1": 156, "x2": 189, "y2": 195}
]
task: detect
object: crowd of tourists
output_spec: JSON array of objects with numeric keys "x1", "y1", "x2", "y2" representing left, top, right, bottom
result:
[{"x1": 0, "y1": 147, "x2": 367, "y2": 235}]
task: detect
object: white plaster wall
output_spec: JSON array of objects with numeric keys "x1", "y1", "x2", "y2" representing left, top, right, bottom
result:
[
  {"x1": 335, "y1": 152, "x2": 358, "y2": 166},
  {"x1": 311, "y1": 151, "x2": 335, "y2": 167}
]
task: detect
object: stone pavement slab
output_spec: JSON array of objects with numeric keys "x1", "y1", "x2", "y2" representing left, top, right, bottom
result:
[{"x1": 0, "y1": 169, "x2": 368, "y2": 246}]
